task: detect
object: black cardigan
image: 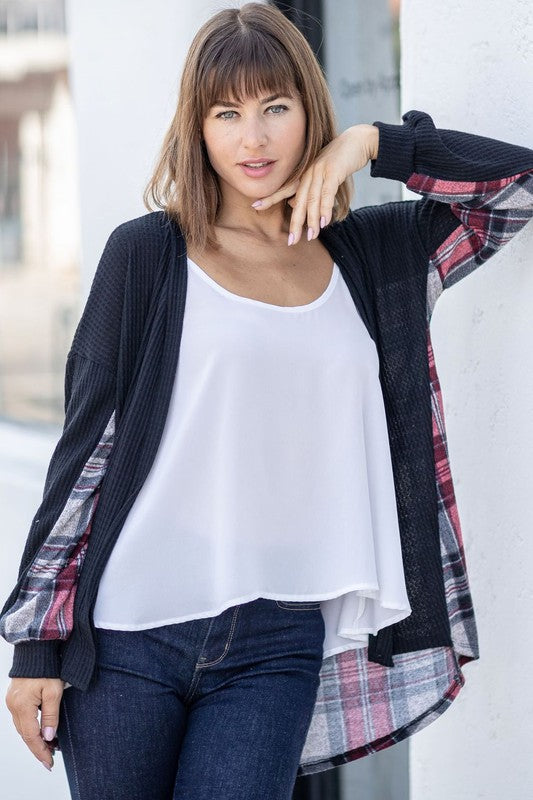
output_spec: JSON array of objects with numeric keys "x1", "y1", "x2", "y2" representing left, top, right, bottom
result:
[{"x1": 1, "y1": 113, "x2": 532, "y2": 767}]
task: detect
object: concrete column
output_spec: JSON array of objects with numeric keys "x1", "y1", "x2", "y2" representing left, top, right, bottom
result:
[{"x1": 400, "y1": 2, "x2": 533, "y2": 798}]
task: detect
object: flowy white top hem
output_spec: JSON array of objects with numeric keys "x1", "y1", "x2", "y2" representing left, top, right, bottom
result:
[{"x1": 94, "y1": 583, "x2": 412, "y2": 659}]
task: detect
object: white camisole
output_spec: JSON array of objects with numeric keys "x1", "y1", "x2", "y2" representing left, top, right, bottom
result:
[{"x1": 93, "y1": 256, "x2": 412, "y2": 658}]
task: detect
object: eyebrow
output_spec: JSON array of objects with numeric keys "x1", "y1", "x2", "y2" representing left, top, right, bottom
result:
[{"x1": 211, "y1": 93, "x2": 292, "y2": 109}]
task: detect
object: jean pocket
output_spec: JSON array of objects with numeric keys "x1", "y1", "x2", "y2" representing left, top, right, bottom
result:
[{"x1": 275, "y1": 600, "x2": 322, "y2": 610}]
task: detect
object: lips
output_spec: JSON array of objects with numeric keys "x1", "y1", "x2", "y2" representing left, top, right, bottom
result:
[
  {"x1": 238, "y1": 158, "x2": 275, "y2": 165},
  {"x1": 238, "y1": 160, "x2": 276, "y2": 178}
]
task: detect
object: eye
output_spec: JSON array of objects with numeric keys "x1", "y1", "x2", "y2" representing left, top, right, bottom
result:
[
  {"x1": 215, "y1": 110, "x2": 238, "y2": 120},
  {"x1": 266, "y1": 104, "x2": 288, "y2": 114}
]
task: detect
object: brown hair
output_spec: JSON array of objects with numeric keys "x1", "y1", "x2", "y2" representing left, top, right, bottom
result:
[{"x1": 143, "y1": 2, "x2": 354, "y2": 252}]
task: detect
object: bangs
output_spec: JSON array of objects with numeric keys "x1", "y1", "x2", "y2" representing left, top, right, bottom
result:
[{"x1": 197, "y1": 32, "x2": 300, "y2": 117}]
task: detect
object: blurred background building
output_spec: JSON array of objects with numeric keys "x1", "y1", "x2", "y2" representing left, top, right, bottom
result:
[{"x1": 0, "y1": 0, "x2": 80, "y2": 425}]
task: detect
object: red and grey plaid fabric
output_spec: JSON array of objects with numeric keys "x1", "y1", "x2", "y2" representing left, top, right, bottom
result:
[{"x1": 0, "y1": 413, "x2": 115, "y2": 643}]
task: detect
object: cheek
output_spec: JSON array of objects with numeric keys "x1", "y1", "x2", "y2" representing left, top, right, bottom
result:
[
  {"x1": 286, "y1": 121, "x2": 307, "y2": 158},
  {"x1": 204, "y1": 134, "x2": 232, "y2": 170},
  {"x1": 287, "y1": 113, "x2": 307, "y2": 147},
  {"x1": 202, "y1": 141, "x2": 222, "y2": 172}
]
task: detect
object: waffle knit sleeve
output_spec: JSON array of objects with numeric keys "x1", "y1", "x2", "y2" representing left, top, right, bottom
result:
[
  {"x1": 369, "y1": 109, "x2": 533, "y2": 321},
  {"x1": 0, "y1": 225, "x2": 130, "y2": 678}
]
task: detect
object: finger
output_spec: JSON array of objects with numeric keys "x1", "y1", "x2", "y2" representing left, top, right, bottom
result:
[
  {"x1": 251, "y1": 179, "x2": 300, "y2": 211},
  {"x1": 13, "y1": 694, "x2": 55, "y2": 769},
  {"x1": 307, "y1": 164, "x2": 345, "y2": 238},
  {"x1": 288, "y1": 170, "x2": 314, "y2": 245},
  {"x1": 318, "y1": 173, "x2": 341, "y2": 231},
  {"x1": 304, "y1": 168, "x2": 329, "y2": 241},
  {"x1": 40, "y1": 682, "x2": 62, "y2": 750}
]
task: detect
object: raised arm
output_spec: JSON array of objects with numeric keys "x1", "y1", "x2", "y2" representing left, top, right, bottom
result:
[{"x1": 369, "y1": 109, "x2": 533, "y2": 320}]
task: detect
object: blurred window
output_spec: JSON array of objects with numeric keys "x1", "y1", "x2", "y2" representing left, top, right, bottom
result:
[
  {"x1": 0, "y1": 0, "x2": 80, "y2": 426},
  {"x1": 0, "y1": 0, "x2": 66, "y2": 36}
]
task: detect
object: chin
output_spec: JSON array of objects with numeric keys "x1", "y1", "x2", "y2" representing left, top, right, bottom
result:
[{"x1": 242, "y1": 178, "x2": 285, "y2": 195}]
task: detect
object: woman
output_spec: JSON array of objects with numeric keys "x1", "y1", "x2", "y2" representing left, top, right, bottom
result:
[{"x1": 2, "y1": 3, "x2": 532, "y2": 798}]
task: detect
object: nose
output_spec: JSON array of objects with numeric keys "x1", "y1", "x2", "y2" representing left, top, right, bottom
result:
[{"x1": 241, "y1": 115, "x2": 268, "y2": 149}]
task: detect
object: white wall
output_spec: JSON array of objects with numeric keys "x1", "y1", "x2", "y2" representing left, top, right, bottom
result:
[{"x1": 400, "y1": 2, "x2": 533, "y2": 798}]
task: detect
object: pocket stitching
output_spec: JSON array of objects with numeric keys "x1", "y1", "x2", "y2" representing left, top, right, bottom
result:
[{"x1": 275, "y1": 600, "x2": 321, "y2": 610}]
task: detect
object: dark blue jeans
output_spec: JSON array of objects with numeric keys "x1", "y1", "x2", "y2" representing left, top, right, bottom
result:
[{"x1": 57, "y1": 597, "x2": 325, "y2": 799}]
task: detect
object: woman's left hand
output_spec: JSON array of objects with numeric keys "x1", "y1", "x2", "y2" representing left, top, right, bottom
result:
[{"x1": 250, "y1": 123, "x2": 379, "y2": 246}]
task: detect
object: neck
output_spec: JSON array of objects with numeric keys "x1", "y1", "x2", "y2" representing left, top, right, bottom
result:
[{"x1": 215, "y1": 198, "x2": 292, "y2": 243}]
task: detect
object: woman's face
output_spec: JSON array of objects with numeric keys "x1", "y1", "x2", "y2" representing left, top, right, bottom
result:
[{"x1": 202, "y1": 88, "x2": 307, "y2": 209}]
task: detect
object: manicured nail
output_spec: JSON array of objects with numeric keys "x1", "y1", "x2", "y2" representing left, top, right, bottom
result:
[
  {"x1": 320, "y1": 216, "x2": 326, "y2": 229},
  {"x1": 43, "y1": 727, "x2": 56, "y2": 741},
  {"x1": 251, "y1": 200, "x2": 262, "y2": 208},
  {"x1": 287, "y1": 232, "x2": 294, "y2": 246},
  {"x1": 41, "y1": 761, "x2": 52, "y2": 771},
  {"x1": 307, "y1": 227, "x2": 314, "y2": 241}
]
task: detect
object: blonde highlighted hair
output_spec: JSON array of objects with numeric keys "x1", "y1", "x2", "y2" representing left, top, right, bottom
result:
[{"x1": 143, "y1": 2, "x2": 353, "y2": 252}]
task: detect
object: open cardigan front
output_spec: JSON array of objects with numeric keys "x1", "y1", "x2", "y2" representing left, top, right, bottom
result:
[{"x1": 1, "y1": 109, "x2": 532, "y2": 775}]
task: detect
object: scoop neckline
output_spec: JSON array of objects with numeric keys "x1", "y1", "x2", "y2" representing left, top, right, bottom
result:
[{"x1": 187, "y1": 257, "x2": 339, "y2": 312}]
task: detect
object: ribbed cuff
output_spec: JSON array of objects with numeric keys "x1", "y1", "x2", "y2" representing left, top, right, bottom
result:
[
  {"x1": 9, "y1": 641, "x2": 61, "y2": 678},
  {"x1": 369, "y1": 119, "x2": 416, "y2": 184}
]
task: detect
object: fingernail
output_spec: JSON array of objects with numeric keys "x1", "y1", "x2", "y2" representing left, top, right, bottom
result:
[
  {"x1": 320, "y1": 216, "x2": 326, "y2": 229},
  {"x1": 307, "y1": 227, "x2": 314, "y2": 241},
  {"x1": 43, "y1": 727, "x2": 56, "y2": 741},
  {"x1": 287, "y1": 232, "x2": 294, "y2": 246},
  {"x1": 251, "y1": 200, "x2": 262, "y2": 208},
  {"x1": 41, "y1": 761, "x2": 52, "y2": 771}
]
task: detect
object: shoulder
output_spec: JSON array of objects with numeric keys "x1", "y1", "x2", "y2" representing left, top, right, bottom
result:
[
  {"x1": 333, "y1": 199, "x2": 419, "y2": 241},
  {"x1": 108, "y1": 209, "x2": 180, "y2": 254},
  {"x1": 86, "y1": 211, "x2": 181, "y2": 313},
  {"x1": 327, "y1": 199, "x2": 425, "y2": 262},
  {"x1": 321, "y1": 199, "x2": 429, "y2": 290},
  {"x1": 71, "y1": 211, "x2": 181, "y2": 365}
]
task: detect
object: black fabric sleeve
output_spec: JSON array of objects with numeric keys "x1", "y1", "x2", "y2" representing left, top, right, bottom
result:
[
  {"x1": 0, "y1": 223, "x2": 131, "y2": 678},
  {"x1": 369, "y1": 109, "x2": 533, "y2": 318}
]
